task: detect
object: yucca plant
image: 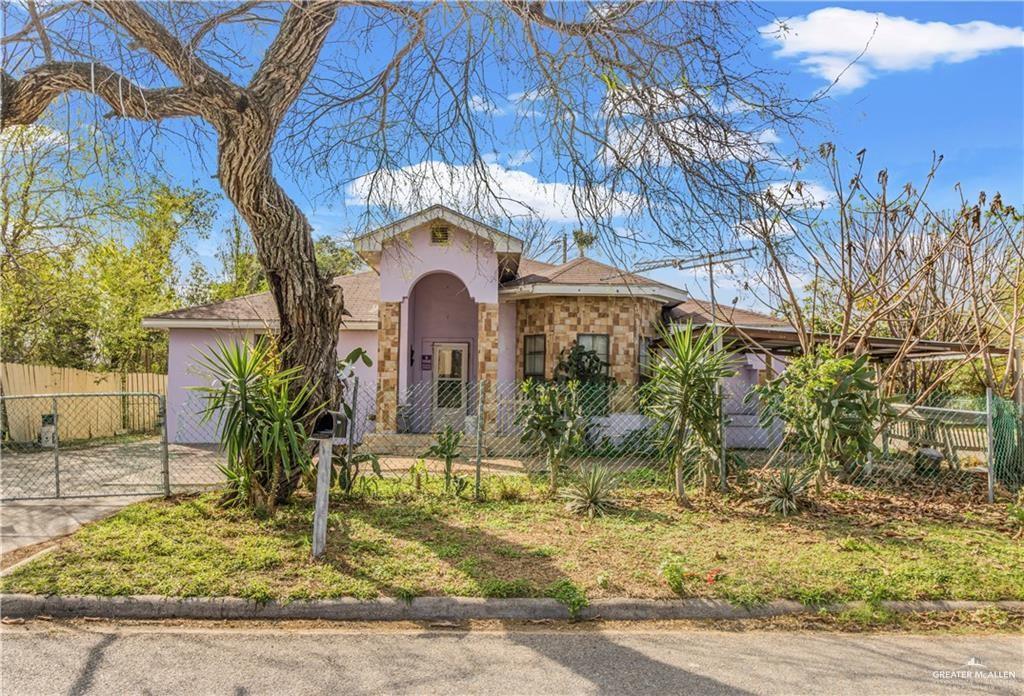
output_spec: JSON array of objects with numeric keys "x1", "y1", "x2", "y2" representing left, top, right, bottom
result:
[
  {"x1": 756, "y1": 467, "x2": 812, "y2": 516},
  {"x1": 561, "y1": 465, "x2": 620, "y2": 518},
  {"x1": 193, "y1": 337, "x2": 321, "y2": 512},
  {"x1": 642, "y1": 321, "x2": 735, "y2": 504},
  {"x1": 424, "y1": 425, "x2": 463, "y2": 492}
]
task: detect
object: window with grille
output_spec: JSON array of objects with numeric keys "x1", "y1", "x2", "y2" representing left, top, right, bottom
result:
[
  {"x1": 577, "y1": 333, "x2": 610, "y2": 375},
  {"x1": 523, "y1": 334, "x2": 546, "y2": 379},
  {"x1": 430, "y1": 226, "x2": 450, "y2": 245}
]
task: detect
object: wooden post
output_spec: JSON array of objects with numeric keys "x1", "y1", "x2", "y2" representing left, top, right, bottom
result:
[
  {"x1": 710, "y1": 257, "x2": 727, "y2": 493},
  {"x1": 985, "y1": 387, "x2": 995, "y2": 504},
  {"x1": 312, "y1": 438, "x2": 332, "y2": 559}
]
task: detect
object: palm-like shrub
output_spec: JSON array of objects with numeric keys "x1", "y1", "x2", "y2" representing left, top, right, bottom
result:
[
  {"x1": 424, "y1": 425, "x2": 463, "y2": 492},
  {"x1": 194, "y1": 338, "x2": 320, "y2": 511},
  {"x1": 642, "y1": 321, "x2": 734, "y2": 504},
  {"x1": 561, "y1": 465, "x2": 620, "y2": 518},
  {"x1": 517, "y1": 380, "x2": 587, "y2": 491}
]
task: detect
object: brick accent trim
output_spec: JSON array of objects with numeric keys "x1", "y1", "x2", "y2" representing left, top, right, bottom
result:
[{"x1": 376, "y1": 301, "x2": 401, "y2": 431}]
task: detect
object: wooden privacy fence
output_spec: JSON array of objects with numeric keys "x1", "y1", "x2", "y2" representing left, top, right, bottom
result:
[
  {"x1": 0, "y1": 364, "x2": 167, "y2": 442},
  {"x1": 0, "y1": 363, "x2": 166, "y2": 396}
]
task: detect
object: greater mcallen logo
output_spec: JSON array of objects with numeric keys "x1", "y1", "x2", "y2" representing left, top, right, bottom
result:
[{"x1": 932, "y1": 657, "x2": 1017, "y2": 681}]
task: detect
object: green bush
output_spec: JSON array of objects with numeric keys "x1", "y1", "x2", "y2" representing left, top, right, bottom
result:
[
  {"x1": 517, "y1": 380, "x2": 588, "y2": 491},
  {"x1": 424, "y1": 425, "x2": 463, "y2": 492},
  {"x1": 643, "y1": 321, "x2": 734, "y2": 501},
  {"x1": 193, "y1": 338, "x2": 318, "y2": 511},
  {"x1": 754, "y1": 346, "x2": 881, "y2": 489},
  {"x1": 756, "y1": 468, "x2": 812, "y2": 516}
]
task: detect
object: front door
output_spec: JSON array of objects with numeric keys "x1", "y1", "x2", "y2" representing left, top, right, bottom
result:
[{"x1": 432, "y1": 342, "x2": 469, "y2": 430}]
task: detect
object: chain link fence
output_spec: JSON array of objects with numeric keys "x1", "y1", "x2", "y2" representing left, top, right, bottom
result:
[
  {"x1": 5, "y1": 380, "x2": 1017, "y2": 502},
  {"x1": 348, "y1": 379, "x2": 1018, "y2": 501},
  {"x1": 0, "y1": 392, "x2": 223, "y2": 500}
]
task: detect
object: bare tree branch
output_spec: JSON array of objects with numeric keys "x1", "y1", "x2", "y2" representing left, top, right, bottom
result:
[{"x1": 1, "y1": 62, "x2": 201, "y2": 125}]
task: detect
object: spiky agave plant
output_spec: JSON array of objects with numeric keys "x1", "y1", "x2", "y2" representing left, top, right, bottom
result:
[
  {"x1": 756, "y1": 467, "x2": 812, "y2": 517},
  {"x1": 561, "y1": 465, "x2": 621, "y2": 518}
]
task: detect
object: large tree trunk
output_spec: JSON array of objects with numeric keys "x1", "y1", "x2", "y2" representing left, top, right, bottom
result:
[{"x1": 216, "y1": 114, "x2": 345, "y2": 413}]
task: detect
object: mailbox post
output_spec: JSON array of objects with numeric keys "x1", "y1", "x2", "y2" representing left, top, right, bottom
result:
[{"x1": 311, "y1": 410, "x2": 345, "y2": 559}]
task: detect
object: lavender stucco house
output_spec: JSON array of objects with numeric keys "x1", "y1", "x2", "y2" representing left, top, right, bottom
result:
[{"x1": 143, "y1": 205, "x2": 789, "y2": 445}]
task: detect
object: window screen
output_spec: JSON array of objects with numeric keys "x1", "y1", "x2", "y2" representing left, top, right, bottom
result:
[{"x1": 523, "y1": 334, "x2": 546, "y2": 379}]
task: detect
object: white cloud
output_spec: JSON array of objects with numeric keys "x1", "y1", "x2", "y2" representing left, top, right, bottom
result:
[
  {"x1": 0, "y1": 124, "x2": 68, "y2": 151},
  {"x1": 346, "y1": 160, "x2": 637, "y2": 222},
  {"x1": 764, "y1": 181, "x2": 834, "y2": 209},
  {"x1": 762, "y1": 7, "x2": 1024, "y2": 92},
  {"x1": 468, "y1": 94, "x2": 506, "y2": 116},
  {"x1": 505, "y1": 148, "x2": 534, "y2": 166},
  {"x1": 605, "y1": 119, "x2": 780, "y2": 167}
]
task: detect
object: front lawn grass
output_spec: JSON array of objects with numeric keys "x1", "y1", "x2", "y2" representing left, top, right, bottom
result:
[{"x1": 3, "y1": 477, "x2": 1021, "y2": 608}]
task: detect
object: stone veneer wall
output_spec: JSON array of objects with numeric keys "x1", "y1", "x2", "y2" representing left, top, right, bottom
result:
[
  {"x1": 375, "y1": 301, "x2": 401, "y2": 431},
  {"x1": 515, "y1": 296, "x2": 663, "y2": 384},
  {"x1": 476, "y1": 302, "x2": 500, "y2": 426}
]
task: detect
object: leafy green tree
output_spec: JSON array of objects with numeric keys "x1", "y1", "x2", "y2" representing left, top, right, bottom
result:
[
  {"x1": 181, "y1": 263, "x2": 214, "y2": 307},
  {"x1": 2, "y1": 121, "x2": 213, "y2": 371},
  {"x1": 314, "y1": 236, "x2": 363, "y2": 279}
]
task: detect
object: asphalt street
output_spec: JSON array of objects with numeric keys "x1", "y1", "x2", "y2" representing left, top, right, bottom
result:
[{"x1": 1, "y1": 622, "x2": 1021, "y2": 695}]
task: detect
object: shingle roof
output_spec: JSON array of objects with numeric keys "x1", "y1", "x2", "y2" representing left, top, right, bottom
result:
[
  {"x1": 146, "y1": 256, "x2": 688, "y2": 326},
  {"x1": 503, "y1": 256, "x2": 675, "y2": 290},
  {"x1": 666, "y1": 298, "x2": 790, "y2": 329},
  {"x1": 146, "y1": 271, "x2": 380, "y2": 326}
]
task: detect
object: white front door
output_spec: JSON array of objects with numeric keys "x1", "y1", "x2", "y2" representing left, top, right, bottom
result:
[{"x1": 432, "y1": 342, "x2": 469, "y2": 430}]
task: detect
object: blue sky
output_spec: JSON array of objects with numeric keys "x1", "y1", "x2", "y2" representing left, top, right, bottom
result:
[{"x1": 119, "y1": 2, "x2": 1023, "y2": 302}]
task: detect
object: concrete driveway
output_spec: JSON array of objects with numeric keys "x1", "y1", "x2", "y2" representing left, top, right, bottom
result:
[{"x1": 1, "y1": 496, "x2": 150, "y2": 557}]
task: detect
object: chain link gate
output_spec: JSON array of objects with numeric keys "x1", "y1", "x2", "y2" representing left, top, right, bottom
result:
[{"x1": 0, "y1": 392, "x2": 170, "y2": 500}]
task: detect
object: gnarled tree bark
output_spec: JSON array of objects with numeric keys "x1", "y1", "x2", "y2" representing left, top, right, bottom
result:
[{"x1": 2, "y1": 1, "x2": 347, "y2": 418}]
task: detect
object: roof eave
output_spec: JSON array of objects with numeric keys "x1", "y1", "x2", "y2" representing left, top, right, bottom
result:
[
  {"x1": 142, "y1": 318, "x2": 378, "y2": 331},
  {"x1": 353, "y1": 205, "x2": 524, "y2": 256},
  {"x1": 500, "y1": 283, "x2": 687, "y2": 304}
]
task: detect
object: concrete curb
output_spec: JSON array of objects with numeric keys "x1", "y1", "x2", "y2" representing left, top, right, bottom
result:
[{"x1": 2, "y1": 594, "x2": 1021, "y2": 622}]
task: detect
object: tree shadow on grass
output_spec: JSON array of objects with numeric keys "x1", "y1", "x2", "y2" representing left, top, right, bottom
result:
[{"x1": 319, "y1": 497, "x2": 575, "y2": 599}]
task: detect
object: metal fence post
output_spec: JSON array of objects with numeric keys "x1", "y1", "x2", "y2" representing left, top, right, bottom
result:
[
  {"x1": 985, "y1": 387, "x2": 995, "y2": 504},
  {"x1": 346, "y1": 377, "x2": 359, "y2": 465},
  {"x1": 474, "y1": 382, "x2": 484, "y2": 501},
  {"x1": 718, "y1": 377, "x2": 728, "y2": 493},
  {"x1": 51, "y1": 396, "x2": 61, "y2": 498},
  {"x1": 159, "y1": 394, "x2": 171, "y2": 497}
]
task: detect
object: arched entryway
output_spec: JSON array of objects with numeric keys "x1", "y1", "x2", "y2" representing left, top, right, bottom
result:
[{"x1": 405, "y1": 272, "x2": 478, "y2": 432}]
